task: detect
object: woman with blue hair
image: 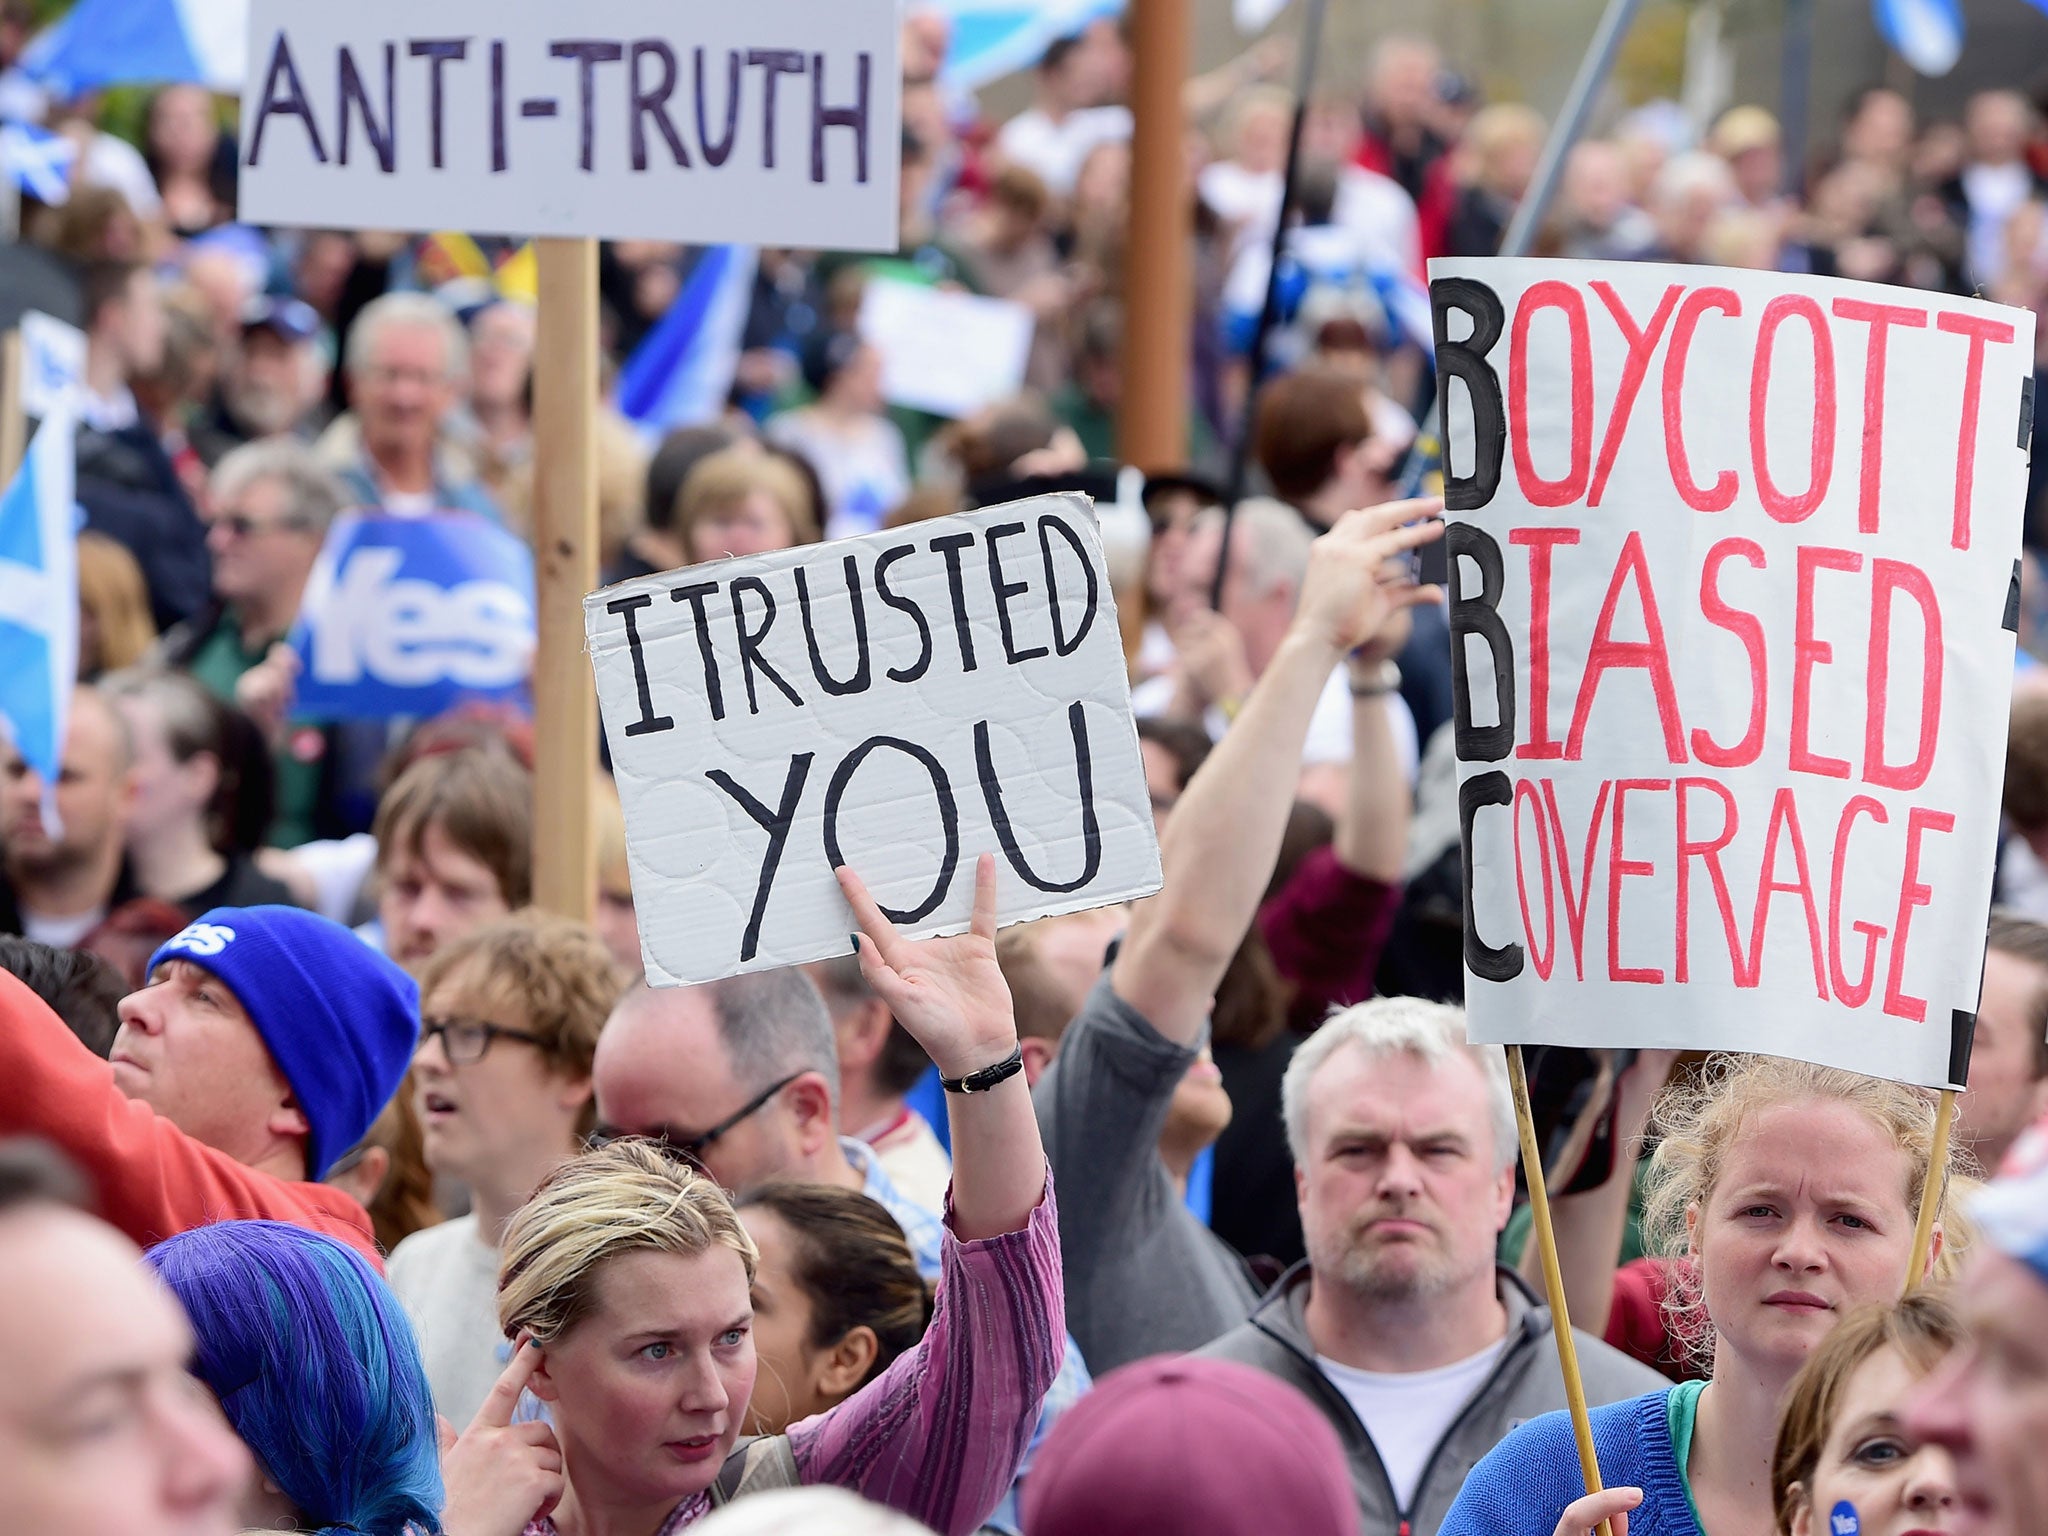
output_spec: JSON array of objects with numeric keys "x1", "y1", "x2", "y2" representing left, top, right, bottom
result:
[{"x1": 143, "y1": 1219, "x2": 446, "y2": 1536}]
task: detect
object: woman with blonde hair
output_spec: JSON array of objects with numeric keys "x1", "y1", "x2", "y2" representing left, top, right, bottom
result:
[
  {"x1": 443, "y1": 856, "x2": 1062, "y2": 1536},
  {"x1": 673, "y1": 446, "x2": 820, "y2": 565},
  {"x1": 1442, "y1": 1055, "x2": 1968, "y2": 1536}
]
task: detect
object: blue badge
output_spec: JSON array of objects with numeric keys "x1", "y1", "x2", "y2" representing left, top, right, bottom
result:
[
  {"x1": 1830, "y1": 1501, "x2": 1861, "y2": 1536},
  {"x1": 289, "y1": 511, "x2": 536, "y2": 721}
]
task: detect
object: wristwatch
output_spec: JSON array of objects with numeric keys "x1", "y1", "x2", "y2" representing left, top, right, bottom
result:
[
  {"x1": 941, "y1": 1044, "x2": 1025, "y2": 1094},
  {"x1": 1349, "y1": 659, "x2": 1402, "y2": 698}
]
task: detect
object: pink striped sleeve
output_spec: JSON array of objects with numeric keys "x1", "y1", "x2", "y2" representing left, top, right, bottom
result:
[{"x1": 785, "y1": 1168, "x2": 1065, "y2": 1536}]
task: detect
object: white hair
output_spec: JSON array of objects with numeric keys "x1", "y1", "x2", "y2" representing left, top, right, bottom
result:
[
  {"x1": 1197, "y1": 497, "x2": 1316, "y2": 599},
  {"x1": 1649, "y1": 150, "x2": 1736, "y2": 215},
  {"x1": 692, "y1": 1488, "x2": 932, "y2": 1535},
  {"x1": 209, "y1": 437, "x2": 350, "y2": 534},
  {"x1": 1282, "y1": 996, "x2": 1518, "y2": 1173},
  {"x1": 344, "y1": 291, "x2": 469, "y2": 381}
]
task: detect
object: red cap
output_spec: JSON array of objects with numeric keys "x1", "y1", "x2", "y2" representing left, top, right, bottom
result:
[{"x1": 1022, "y1": 1356, "x2": 1361, "y2": 1536}]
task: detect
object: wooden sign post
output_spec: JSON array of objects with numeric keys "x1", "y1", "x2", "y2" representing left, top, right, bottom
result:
[
  {"x1": 530, "y1": 238, "x2": 600, "y2": 922},
  {"x1": 236, "y1": 0, "x2": 903, "y2": 925}
]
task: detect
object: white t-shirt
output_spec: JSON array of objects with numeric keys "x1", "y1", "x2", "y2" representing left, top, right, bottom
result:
[
  {"x1": 1317, "y1": 1340, "x2": 1507, "y2": 1508},
  {"x1": 766, "y1": 409, "x2": 911, "y2": 541},
  {"x1": 22, "y1": 906, "x2": 106, "y2": 950},
  {"x1": 995, "y1": 106, "x2": 1133, "y2": 197},
  {"x1": 386, "y1": 1214, "x2": 504, "y2": 1429}
]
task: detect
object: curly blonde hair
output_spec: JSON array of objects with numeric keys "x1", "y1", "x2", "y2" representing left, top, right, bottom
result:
[
  {"x1": 1641, "y1": 1055, "x2": 1974, "y2": 1370},
  {"x1": 498, "y1": 1139, "x2": 758, "y2": 1345}
]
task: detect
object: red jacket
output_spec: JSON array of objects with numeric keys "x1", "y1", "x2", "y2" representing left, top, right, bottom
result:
[{"x1": 0, "y1": 971, "x2": 383, "y2": 1268}]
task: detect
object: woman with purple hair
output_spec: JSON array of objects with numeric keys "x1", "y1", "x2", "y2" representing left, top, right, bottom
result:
[{"x1": 143, "y1": 1219, "x2": 446, "y2": 1535}]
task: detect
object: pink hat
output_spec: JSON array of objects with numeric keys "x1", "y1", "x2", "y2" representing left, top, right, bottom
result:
[{"x1": 1022, "y1": 1356, "x2": 1361, "y2": 1536}]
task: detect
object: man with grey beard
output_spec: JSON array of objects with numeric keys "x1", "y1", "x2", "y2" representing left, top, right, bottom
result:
[
  {"x1": 191, "y1": 297, "x2": 330, "y2": 467},
  {"x1": 1201, "y1": 998, "x2": 1660, "y2": 1536}
]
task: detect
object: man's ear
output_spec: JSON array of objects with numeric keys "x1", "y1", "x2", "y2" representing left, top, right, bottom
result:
[
  {"x1": 786, "y1": 1072, "x2": 837, "y2": 1151},
  {"x1": 1493, "y1": 1162, "x2": 1517, "y2": 1233},
  {"x1": 269, "y1": 1091, "x2": 310, "y2": 1141},
  {"x1": 557, "y1": 1071, "x2": 596, "y2": 1122},
  {"x1": 817, "y1": 1325, "x2": 880, "y2": 1400},
  {"x1": 1020, "y1": 1036, "x2": 1056, "y2": 1087}
]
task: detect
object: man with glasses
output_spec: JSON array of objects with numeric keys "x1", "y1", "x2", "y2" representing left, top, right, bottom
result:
[
  {"x1": 593, "y1": 965, "x2": 1092, "y2": 1534},
  {"x1": 0, "y1": 904, "x2": 418, "y2": 1268},
  {"x1": 158, "y1": 439, "x2": 349, "y2": 847},
  {"x1": 387, "y1": 911, "x2": 618, "y2": 1426}
]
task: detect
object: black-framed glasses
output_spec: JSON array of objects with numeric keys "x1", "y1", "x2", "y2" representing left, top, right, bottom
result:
[
  {"x1": 419, "y1": 1016, "x2": 547, "y2": 1066},
  {"x1": 589, "y1": 1072, "x2": 803, "y2": 1168}
]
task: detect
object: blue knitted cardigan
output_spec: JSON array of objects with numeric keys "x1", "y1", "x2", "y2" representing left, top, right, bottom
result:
[{"x1": 1439, "y1": 1387, "x2": 1703, "y2": 1536}]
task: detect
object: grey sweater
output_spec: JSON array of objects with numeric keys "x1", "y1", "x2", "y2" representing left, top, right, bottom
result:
[{"x1": 1201, "y1": 1264, "x2": 1669, "y2": 1536}]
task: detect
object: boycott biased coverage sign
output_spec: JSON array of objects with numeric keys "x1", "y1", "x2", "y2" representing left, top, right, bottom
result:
[
  {"x1": 235, "y1": 0, "x2": 900, "y2": 249},
  {"x1": 1432, "y1": 258, "x2": 2035, "y2": 1091},
  {"x1": 586, "y1": 494, "x2": 1163, "y2": 987}
]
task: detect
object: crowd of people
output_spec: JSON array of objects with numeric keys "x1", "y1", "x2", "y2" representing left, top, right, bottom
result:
[{"x1": 2, "y1": 5, "x2": 2048, "y2": 1536}]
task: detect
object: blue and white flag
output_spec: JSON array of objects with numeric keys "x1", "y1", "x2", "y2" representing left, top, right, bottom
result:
[
  {"x1": 936, "y1": 0, "x2": 1124, "y2": 93},
  {"x1": 290, "y1": 512, "x2": 535, "y2": 722},
  {"x1": 22, "y1": 0, "x2": 246, "y2": 95},
  {"x1": 0, "y1": 407, "x2": 78, "y2": 794},
  {"x1": 616, "y1": 246, "x2": 758, "y2": 439},
  {"x1": 1872, "y1": 0, "x2": 1964, "y2": 76},
  {"x1": 0, "y1": 121, "x2": 74, "y2": 206}
]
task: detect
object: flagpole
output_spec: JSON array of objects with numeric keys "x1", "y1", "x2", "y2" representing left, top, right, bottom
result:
[
  {"x1": 1118, "y1": 0, "x2": 1193, "y2": 474},
  {"x1": 0, "y1": 332, "x2": 24, "y2": 486},
  {"x1": 529, "y1": 237, "x2": 600, "y2": 923}
]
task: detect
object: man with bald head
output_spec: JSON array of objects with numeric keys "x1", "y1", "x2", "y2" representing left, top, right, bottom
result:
[{"x1": 0, "y1": 685, "x2": 138, "y2": 946}]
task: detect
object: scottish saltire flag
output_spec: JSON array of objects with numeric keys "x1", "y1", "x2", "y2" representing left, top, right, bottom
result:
[
  {"x1": 0, "y1": 408, "x2": 78, "y2": 795},
  {"x1": 0, "y1": 121, "x2": 74, "y2": 206},
  {"x1": 937, "y1": 0, "x2": 1124, "y2": 92},
  {"x1": 616, "y1": 245, "x2": 758, "y2": 437},
  {"x1": 1873, "y1": 0, "x2": 1964, "y2": 75},
  {"x1": 22, "y1": 0, "x2": 246, "y2": 94}
]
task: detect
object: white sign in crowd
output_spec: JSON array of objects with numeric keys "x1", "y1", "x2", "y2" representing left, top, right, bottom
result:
[
  {"x1": 1433, "y1": 257, "x2": 2036, "y2": 1090},
  {"x1": 236, "y1": 0, "x2": 902, "y2": 249},
  {"x1": 588, "y1": 494, "x2": 1163, "y2": 987}
]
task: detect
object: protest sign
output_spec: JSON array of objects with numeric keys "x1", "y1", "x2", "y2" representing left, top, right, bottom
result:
[
  {"x1": 1431, "y1": 258, "x2": 2034, "y2": 1090},
  {"x1": 858, "y1": 279, "x2": 1036, "y2": 419},
  {"x1": 587, "y1": 493, "x2": 1163, "y2": 986},
  {"x1": 291, "y1": 511, "x2": 536, "y2": 721},
  {"x1": 236, "y1": 0, "x2": 901, "y2": 250}
]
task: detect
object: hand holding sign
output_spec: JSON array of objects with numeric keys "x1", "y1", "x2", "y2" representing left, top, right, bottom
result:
[
  {"x1": 441, "y1": 1338, "x2": 564, "y2": 1534},
  {"x1": 1549, "y1": 1487, "x2": 1642, "y2": 1536},
  {"x1": 841, "y1": 850, "x2": 1047, "y2": 1243}
]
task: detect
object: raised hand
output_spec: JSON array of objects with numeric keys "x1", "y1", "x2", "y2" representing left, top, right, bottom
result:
[
  {"x1": 440, "y1": 1339, "x2": 565, "y2": 1536},
  {"x1": 1293, "y1": 496, "x2": 1446, "y2": 658},
  {"x1": 837, "y1": 853, "x2": 1016, "y2": 1083}
]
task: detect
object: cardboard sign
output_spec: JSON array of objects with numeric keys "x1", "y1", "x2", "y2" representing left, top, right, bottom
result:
[
  {"x1": 236, "y1": 0, "x2": 901, "y2": 250},
  {"x1": 291, "y1": 511, "x2": 536, "y2": 720},
  {"x1": 587, "y1": 493, "x2": 1162, "y2": 986},
  {"x1": 858, "y1": 278, "x2": 1035, "y2": 419},
  {"x1": 1431, "y1": 258, "x2": 2034, "y2": 1090}
]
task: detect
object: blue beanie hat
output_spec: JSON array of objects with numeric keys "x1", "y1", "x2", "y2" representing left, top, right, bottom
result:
[{"x1": 148, "y1": 908, "x2": 419, "y2": 1181}]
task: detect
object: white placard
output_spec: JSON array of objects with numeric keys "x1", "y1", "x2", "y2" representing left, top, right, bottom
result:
[
  {"x1": 1432, "y1": 257, "x2": 2035, "y2": 1089},
  {"x1": 19, "y1": 311, "x2": 84, "y2": 420},
  {"x1": 587, "y1": 494, "x2": 1162, "y2": 986},
  {"x1": 857, "y1": 278, "x2": 1035, "y2": 419},
  {"x1": 236, "y1": 0, "x2": 901, "y2": 250}
]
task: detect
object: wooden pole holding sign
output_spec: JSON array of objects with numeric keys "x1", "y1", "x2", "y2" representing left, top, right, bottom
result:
[
  {"x1": 1905, "y1": 1089, "x2": 1958, "y2": 1290},
  {"x1": 0, "y1": 330, "x2": 24, "y2": 486},
  {"x1": 1117, "y1": 0, "x2": 1192, "y2": 472},
  {"x1": 529, "y1": 237, "x2": 601, "y2": 924},
  {"x1": 1508, "y1": 1045, "x2": 1616, "y2": 1536}
]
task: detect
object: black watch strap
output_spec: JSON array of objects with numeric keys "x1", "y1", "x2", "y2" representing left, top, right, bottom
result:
[{"x1": 941, "y1": 1044, "x2": 1025, "y2": 1094}]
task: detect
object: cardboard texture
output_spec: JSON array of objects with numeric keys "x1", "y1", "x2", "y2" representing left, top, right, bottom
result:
[
  {"x1": 236, "y1": 0, "x2": 902, "y2": 250},
  {"x1": 858, "y1": 278, "x2": 1035, "y2": 419},
  {"x1": 1432, "y1": 257, "x2": 2033, "y2": 1089},
  {"x1": 587, "y1": 493, "x2": 1163, "y2": 987}
]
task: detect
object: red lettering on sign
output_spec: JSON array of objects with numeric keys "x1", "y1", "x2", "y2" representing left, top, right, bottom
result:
[
  {"x1": 1513, "y1": 527, "x2": 1580, "y2": 761},
  {"x1": 1829, "y1": 298, "x2": 1928, "y2": 536},
  {"x1": 1662, "y1": 287, "x2": 1741, "y2": 512},
  {"x1": 1541, "y1": 778, "x2": 1611, "y2": 982},
  {"x1": 1510, "y1": 281, "x2": 1595, "y2": 506},
  {"x1": 1566, "y1": 533, "x2": 1687, "y2": 764},
  {"x1": 1828, "y1": 795, "x2": 1889, "y2": 1008},
  {"x1": 1791, "y1": 546, "x2": 1863, "y2": 780},
  {"x1": 1936, "y1": 310, "x2": 2017, "y2": 551},
  {"x1": 1749, "y1": 295, "x2": 1837, "y2": 524},
  {"x1": 1865, "y1": 559, "x2": 1944, "y2": 792},
  {"x1": 1884, "y1": 807, "x2": 1954, "y2": 1021},
  {"x1": 1588, "y1": 280, "x2": 1682, "y2": 507},
  {"x1": 1513, "y1": 779, "x2": 1556, "y2": 979},
  {"x1": 1675, "y1": 777, "x2": 1743, "y2": 984},
  {"x1": 1608, "y1": 778, "x2": 1671, "y2": 983},
  {"x1": 1692, "y1": 538, "x2": 1768, "y2": 769},
  {"x1": 1743, "y1": 787, "x2": 1829, "y2": 1000}
]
